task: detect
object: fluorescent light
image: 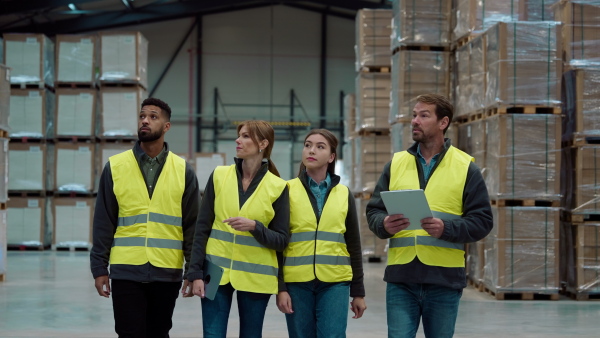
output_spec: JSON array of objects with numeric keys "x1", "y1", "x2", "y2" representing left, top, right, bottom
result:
[{"x1": 68, "y1": 3, "x2": 77, "y2": 11}]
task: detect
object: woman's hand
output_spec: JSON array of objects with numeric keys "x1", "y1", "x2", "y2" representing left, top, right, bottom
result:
[
  {"x1": 276, "y1": 291, "x2": 294, "y2": 314},
  {"x1": 223, "y1": 217, "x2": 257, "y2": 232},
  {"x1": 192, "y1": 279, "x2": 205, "y2": 298},
  {"x1": 350, "y1": 296, "x2": 367, "y2": 319}
]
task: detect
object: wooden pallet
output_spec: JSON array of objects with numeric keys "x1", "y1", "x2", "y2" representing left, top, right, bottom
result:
[
  {"x1": 491, "y1": 199, "x2": 560, "y2": 207},
  {"x1": 54, "y1": 245, "x2": 91, "y2": 252},
  {"x1": 98, "y1": 81, "x2": 145, "y2": 89},
  {"x1": 485, "y1": 105, "x2": 561, "y2": 117},
  {"x1": 52, "y1": 136, "x2": 97, "y2": 143},
  {"x1": 564, "y1": 289, "x2": 600, "y2": 301},
  {"x1": 482, "y1": 285, "x2": 560, "y2": 300},
  {"x1": 8, "y1": 191, "x2": 47, "y2": 198},
  {"x1": 572, "y1": 135, "x2": 600, "y2": 147},
  {"x1": 454, "y1": 111, "x2": 485, "y2": 124},
  {"x1": 393, "y1": 45, "x2": 450, "y2": 53},
  {"x1": 0, "y1": 274, "x2": 5, "y2": 282},
  {"x1": 10, "y1": 82, "x2": 47, "y2": 89},
  {"x1": 55, "y1": 82, "x2": 97, "y2": 89},
  {"x1": 7, "y1": 244, "x2": 46, "y2": 251},
  {"x1": 359, "y1": 65, "x2": 390, "y2": 73},
  {"x1": 357, "y1": 128, "x2": 390, "y2": 136}
]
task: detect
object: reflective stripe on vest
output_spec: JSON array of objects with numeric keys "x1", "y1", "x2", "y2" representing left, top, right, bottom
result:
[
  {"x1": 388, "y1": 146, "x2": 472, "y2": 268},
  {"x1": 283, "y1": 178, "x2": 352, "y2": 283},
  {"x1": 109, "y1": 150, "x2": 186, "y2": 269},
  {"x1": 207, "y1": 165, "x2": 287, "y2": 294}
]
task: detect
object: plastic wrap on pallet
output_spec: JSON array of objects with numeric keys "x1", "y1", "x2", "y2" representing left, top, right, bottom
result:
[
  {"x1": 355, "y1": 9, "x2": 392, "y2": 71},
  {"x1": 344, "y1": 93, "x2": 356, "y2": 138},
  {"x1": 562, "y1": 69, "x2": 600, "y2": 143},
  {"x1": 99, "y1": 86, "x2": 146, "y2": 137},
  {"x1": 9, "y1": 89, "x2": 55, "y2": 138},
  {"x1": 55, "y1": 89, "x2": 96, "y2": 137},
  {"x1": 7, "y1": 197, "x2": 52, "y2": 247},
  {"x1": 0, "y1": 65, "x2": 9, "y2": 131},
  {"x1": 390, "y1": 51, "x2": 450, "y2": 123},
  {"x1": 457, "y1": 119, "x2": 486, "y2": 166},
  {"x1": 99, "y1": 32, "x2": 148, "y2": 89},
  {"x1": 563, "y1": 221, "x2": 600, "y2": 295},
  {"x1": 354, "y1": 135, "x2": 391, "y2": 193},
  {"x1": 485, "y1": 114, "x2": 561, "y2": 200},
  {"x1": 467, "y1": 241, "x2": 485, "y2": 286},
  {"x1": 483, "y1": 206, "x2": 560, "y2": 293},
  {"x1": 0, "y1": 138, "x2": 7, "y2": 203},
  {"x1": 453, "y1": 0, "x2": 555, "y2": 40},
  {"x1": 54, "y1": 143, "x2": 95, "y2": 193},
  {"x1": 56, "y1": 34, "x2": 97, "y2": 84},
  {"x1": 342, "y1": 139, "x2": 355, "y2": 192},
  {"x1": 358, "y1": 198, "x2": 387, "y2": 259},
  {"x1": 391, "y1": 0, "x2": 451, "y2": 48},
  {"x1": 355, "y1": 72, "x2": 391, "y2": 132},
  {"x1": 8, "y1": 143, "x2": 47, "y2": 191},
  {"x1": 562, "y1": 145, "x2": 600, "y2": 214},
  {"x1": 390, "y1": 122, "x2": 413, "y2": 153},
  {"x1": 0, "y1": 209, "x2": 6, "y2": 277},
  {"x1": 53, "y1": 197, "x2": 94, "y2": 249},
  {"x1": 485, "y1": 22, "x2": 562, "y2": 107},
  {"x1": 554, "y1": 1, "x2": 600, "y2": 67},
  {"x1": 454, "y1": 34, "x2": 486, "y2": 116},
  {"x1": 3, "y1": 34, "x2": 54, "y2": 87}
]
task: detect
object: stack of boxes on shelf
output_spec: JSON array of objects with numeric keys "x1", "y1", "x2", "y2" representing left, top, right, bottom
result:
[
  {"x1": 2, "y1": 31, "x2": 148, "y2": 253},
  {"x1": 557, "y1": 1, "x2": 600, "y2": 300},
  {"x1": 454, "y1": 1, "x2": 563, "y2": 299},
  {"x1": 0, "y1": 63, "x2": 9, "y2": 281},
  {"x1": 350, "y1": 8, "x2": 393, "y2": 261}
]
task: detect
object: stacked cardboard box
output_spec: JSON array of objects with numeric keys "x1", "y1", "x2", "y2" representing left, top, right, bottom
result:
[
  {"x1": 2, "y1": 33, "x2": 54, "y2": 87},
  {"x1": 355, "y1": 9, "x2": 392, "y2": 71},
  {"x1": 554, "y1": 1, "x2": 600, "y2": 69},
  {"x1": 391, "y1": 0, "x2": 451, "y2": 48}
]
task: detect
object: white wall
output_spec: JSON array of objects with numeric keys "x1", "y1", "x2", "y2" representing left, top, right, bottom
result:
[{"x1": 109, "y1": 5, "x2": 356, "y2": 180}]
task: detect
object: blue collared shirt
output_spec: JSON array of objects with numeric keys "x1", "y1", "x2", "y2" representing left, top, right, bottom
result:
[
  {"x1": 307, "y1": 172, "x2": 331, "y2": 216},
  {"x1": 417, "y1": 144, "x2": 440, "y2": 182}
]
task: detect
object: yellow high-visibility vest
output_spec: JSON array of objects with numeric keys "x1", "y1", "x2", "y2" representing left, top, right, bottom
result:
[
  {"x1": 284, "y1": 178, "x2": 352, "y2": 283},
  {"x1": 109, "y1": 150, "x2": 186, "y2": 270},
  {"x1": 207, "y1": 165, "x2": 287, "y2": 294},
  {"x1": 388, "y1": 146, "x2": 473, "y2": 268}
]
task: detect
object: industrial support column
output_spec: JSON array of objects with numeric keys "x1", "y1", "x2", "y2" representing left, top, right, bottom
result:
[
  {"x1": 319, "y1": 11, "x2": 327, "y2": 129},
  {"x1": 196, "y1": 14, "x2": 203, "y2": 152}
]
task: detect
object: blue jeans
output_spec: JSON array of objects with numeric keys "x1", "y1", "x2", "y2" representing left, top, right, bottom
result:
[
  {"x1": 285, "y1": 280, "x2": 351, "y2": 338},
  {"x1": 386, "y1": 282, "x2": 462, "y2": 338},
  {"x1": 201, "y1": 283, "x2": 271, "y2": 338}
]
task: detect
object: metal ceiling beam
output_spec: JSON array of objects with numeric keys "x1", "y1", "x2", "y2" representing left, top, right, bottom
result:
[
  {"x1": 0, "y1": 0, "x2": 103, "y2": 15},
  {"x1": 302, "y1": 0, "x2": 391, "y2": 11},
  {"x1": 282, "y1": 3, "x2": 355, "y2": 20}
]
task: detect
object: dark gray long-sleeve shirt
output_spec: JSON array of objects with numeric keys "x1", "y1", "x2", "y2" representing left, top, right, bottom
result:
[
  {"x1": 366, "y1": 139, "x2": 493, "y2": 289},
  {"x1": 187, "y1": 158, "x2": 290, "y2": 282},
  {"x1": 90, "y1": 141, "x2": 200, "y2": 282}
]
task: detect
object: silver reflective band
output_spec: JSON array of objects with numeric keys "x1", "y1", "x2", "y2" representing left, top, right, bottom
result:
[
  {"x1": 210, "y1": 229, "x2": 234, "y2": 243},
  {"x1": 113, "y1": 237, "x2": 146, "y2": 247},
  {"x1": 235, "y1": 235, "x2": 266, "y2": 248},
  {"x1": 207, "y1": 254, "x2": 278, "y2": 276},
  {"x1": 118, "y1": 214, "x2": 147, "y2": 227},
  {"x1": 284, "y1": 255, "x2": 350, "y2": 266},
  {"x1": 147, "y1": 238, "x2": 182, "y2": 250},
  {"x1": 316, "y1": 231, "x2": 346, "y2": 244},
  {"x1": 149, "y1": 212, "x2": 182, "y2": 227},
  {"x1": 290, "y1": 232, "x2": 316, "y2": 243},
  {"x1": 417, "y1": 237, "x2": 464, "y2": 250},
  {"x1": 431, "y1": 210, "x2": 462, "y2": 221},
  {"x1": 389, "y1": 237, "x2": 415, "y2": 248}
]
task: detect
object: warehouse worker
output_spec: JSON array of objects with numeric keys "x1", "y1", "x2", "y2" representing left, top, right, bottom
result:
[
  {"x1": 276, "y1": 129, "x2": 366, "y2": 338},
  {"x1": 366, "y1": 94, "x2": 493, "y2": 338},
  {"x1": 188, "y1": 120, "x2": 290, "y2": 338},
  {"x1": 90, "y1": 97, "x2": 200, "y2": 338}
]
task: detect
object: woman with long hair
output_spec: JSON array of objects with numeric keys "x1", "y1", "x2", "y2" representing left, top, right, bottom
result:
[
  {"x1": 188, "y1": 120, "x2": 290, "y2": 338},
  {"x1": 277, "y1": 129, "x2": 366, "y2": 338}
]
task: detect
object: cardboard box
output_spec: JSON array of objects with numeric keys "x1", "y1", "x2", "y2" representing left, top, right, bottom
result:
[
  {"x1": 98, "y1": 86, "x2": 146, "y2": 137},
  {"x1": 2, "y1": 33, "x2": 54, "y2": 87},
  {"x1": 9, "y1": 89, "x2": 55, "y2": 138},
  {"x1": 391, "y1": 0, "x2": 451, "y2": 48},
  {"x1": 0, "y1": 138, "x2": 7, "y2": 203},
  {"x1": 485, "y1": 114, "x2": 561, "y2": 200},
  {"x1": 55, "y1": 34, "x2": 97, "y2": 84},
  {"x1": 0, "y1": 209, "x2": 6, "y2": 278},
  {"x1": 193, "y1": 153, "x2": 226, "y2": 192},
  {"x1": 0, "y1": 65, "x2": 9, "y2": 131},
  {"x1": 355, "y1": 72, "x2": 391, "y2": 131},
  {"x1": 354, "y1": 135, "x2": 391, "y2": 192},
  {"x1": 8, "y1": 142, "x2": 47, "y2": 191},
  {"x1": 54, "y1": 142, "x2": 95, "y2": 192},
  {"x1": 562, "y1": 68, "x2": 600, "y2": 143},
  {"x1": 390, "y1": 51, "x2": 450, "y2": 122},
  {"x1": 457, "y1": 119, "x2": 486, "y2": 166},
  {"x1": 53, "y1": 197, "x2": 94, "y2": 248},
  {"x1": 562, "y1": 145, "x2": 600, "y2": 213},
  {"x1": 562, "y1": 221, "x2": 600, "y2": 295},
  {"x1": 554, "y1": 1, "x2": 600, "y2": 68},
  {"x1": 358, "y1": 198, "x2": 387, "y2": 258},
  {"x1": 55, "y1": 88, "x2": 97, "y2": 137},
  {"x1": 98, "y1": 31, "x2": 148, "y2": 89},
  {"x1": 355, "y1": 9, "x2": 392, "y2": 70},
  {"x1": 390, "y1": 121, "x2": 413, "y2": 153},
  {"x1": 455, "y1": 34, "x2": 486, "y2": 116},
  {"x1": 7, "y1": 197, "x2": 50, "y2": 247}
]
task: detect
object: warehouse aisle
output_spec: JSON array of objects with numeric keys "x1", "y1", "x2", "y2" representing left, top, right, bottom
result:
[{"x1": 0, "y1": 251, "x2": 598, "y2": 338}]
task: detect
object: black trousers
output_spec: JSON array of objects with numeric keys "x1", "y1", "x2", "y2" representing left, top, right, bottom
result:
[{"x1": 111, "y1": 279, "x2": 182, "y2": 338}]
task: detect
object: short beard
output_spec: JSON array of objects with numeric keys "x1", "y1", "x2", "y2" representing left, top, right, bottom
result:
[{"x1": 138, "y1": 129, "x2": 162, "y2": 142}]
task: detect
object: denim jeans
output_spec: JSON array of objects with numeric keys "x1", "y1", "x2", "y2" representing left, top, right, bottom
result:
[
  {"x1": 285, "y1": 280, "x2": 351, "y2": 338},
  {"x1": 200, "y1": 283, "x2": 271, "y2": 338},
  {"x1": 386, "y1": 282, "x2": 462, "y2": 338}
]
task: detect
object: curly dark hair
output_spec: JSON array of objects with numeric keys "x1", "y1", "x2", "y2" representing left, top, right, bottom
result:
[{"x1": 141, "y1": 97, "x2": 171, "y2": 120}]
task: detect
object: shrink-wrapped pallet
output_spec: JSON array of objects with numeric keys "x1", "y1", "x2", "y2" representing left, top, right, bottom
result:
[
  {"x1": 391, "y1": 0, "x2": 451, "y2": 48},
  {"x1": 354, "y1": 135, "x2": 391, "y2": 193},
  {"x1": 98, "y1": 31, "x2": 148, "y2": 89},
  {"x1": 554, "y1": 1, "x2": 600, "y2": 68},
  {"x1": 7, "y1": 197, "x2": 52, "y2": 248},
  {"x1": 355, "y1": 72, "x2": 391, "y2": 132},
  {"x1": 54, "y1": 142, "x2": 95, "y2": 193},
  {"x1": 0, "y1": 65, "x2": 9, "y2": 131},
  {"x1": 355, "y1": 9, "x2": 392, "y2": 71},
  {"x1": 98, "y1": 86, "x2": 146, "y2": 138},
  {"x1": 55, "y1": 34, "x2": 96, "y2": 85},
  {"x1": 53, "y1": 197, "x2": 95, "y2": 249},
  {"x1": 2, "y1": 33, "x2": 54, "y2": 87},
  {"x1": 55, "y1": 89, "x2": 96, "y2": 137},
  {"x1": 562, "y1": 68, "x2": 600, "y2": 143},
  {"x1": 454, "y1": 35, "x2": 486, "y2": 116},
  {"x1": 9, "y1": 89, "x2": 55, "y2": 138}
]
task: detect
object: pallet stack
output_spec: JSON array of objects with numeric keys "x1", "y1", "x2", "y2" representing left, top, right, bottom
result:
[
  {"x1": 4, "y1": 33, "x2": 55, "y2": 251},
  {"x1": 451, "y1": 2, "x2": 563, "y2": 299},
  {"x1": 353, "y1": 9, "x2": 393, "y2": 261},
  {"x1": 557, "y1": 1, "x2": 600, "y2": 301},
  {"x1": 0, "y1": 63, "x2": 9, "y2": 281}
]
